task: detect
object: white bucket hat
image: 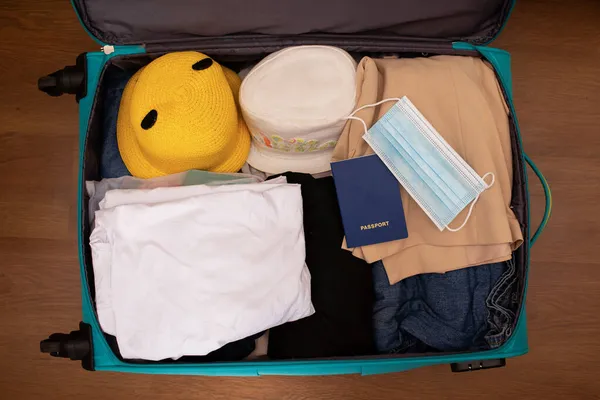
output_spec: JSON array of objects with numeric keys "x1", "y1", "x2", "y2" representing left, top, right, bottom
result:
[{"x1": 240, "y1": 46, "x2": 357, "y2": 174}]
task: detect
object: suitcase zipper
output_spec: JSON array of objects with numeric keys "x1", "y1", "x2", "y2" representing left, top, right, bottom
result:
[{"x1": 102, "y1": 45, "x2": 115, "y2": 55}]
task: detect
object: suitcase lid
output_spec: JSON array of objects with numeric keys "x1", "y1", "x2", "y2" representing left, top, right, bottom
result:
[{"x1": 74, "y1": 0, "x2": 514, "y2": 50}]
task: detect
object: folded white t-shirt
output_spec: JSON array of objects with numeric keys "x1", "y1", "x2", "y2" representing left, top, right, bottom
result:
[{"x1": 90, "y1": 181, "x2": 313, "y2": 360}]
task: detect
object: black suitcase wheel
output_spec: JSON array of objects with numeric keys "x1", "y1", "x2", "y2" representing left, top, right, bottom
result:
[
  {"x1": 40, "y1": 322, "x2": 94, "y2": 371},
  {"x1": 38, "y1": 53, "x2": 87, "y2": 102}
]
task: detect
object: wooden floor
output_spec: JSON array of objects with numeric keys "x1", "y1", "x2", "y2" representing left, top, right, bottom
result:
[{"x1": 1, "y1": 0, "x2": 599, "y2": 398}]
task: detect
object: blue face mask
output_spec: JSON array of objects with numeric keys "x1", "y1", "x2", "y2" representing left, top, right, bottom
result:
[{"x1": 348, "y1": 96, "x2": 494, "y2": 232}]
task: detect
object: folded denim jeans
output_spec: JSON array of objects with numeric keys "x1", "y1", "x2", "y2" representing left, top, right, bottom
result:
[
  {"x1": 485, "y1": 257, "x2": 519, "y2": 348},
  {"x1": 372, "y1": 258, "x2": 517, "y2": 353}
]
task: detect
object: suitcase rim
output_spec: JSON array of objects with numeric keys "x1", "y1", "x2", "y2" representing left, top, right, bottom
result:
[{"x1": 69, "y1": 42, "x2": 551, "y2": 375}]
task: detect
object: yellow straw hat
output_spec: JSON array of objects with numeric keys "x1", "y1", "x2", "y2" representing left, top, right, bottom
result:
[{"x1": 117, "y1": 51, "x2": 251, "y2": 178}]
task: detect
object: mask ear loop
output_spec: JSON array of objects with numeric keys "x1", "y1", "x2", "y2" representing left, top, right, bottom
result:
[
  {"x1": 446, "y1": 172, "x2": 495, "y2": 232},
  {"x1": 346, "y1": 98, "x2": 404, "y2": 135}
]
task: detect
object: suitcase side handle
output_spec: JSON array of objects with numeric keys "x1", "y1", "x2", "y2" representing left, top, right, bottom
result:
[{"x1": 524, "y1": 153, "x2": 552, "y2": 246}]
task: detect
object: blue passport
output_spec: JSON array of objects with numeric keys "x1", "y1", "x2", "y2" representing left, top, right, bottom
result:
[{"x1": 331, "y1": 154, "x2": 408, "y2": 248}]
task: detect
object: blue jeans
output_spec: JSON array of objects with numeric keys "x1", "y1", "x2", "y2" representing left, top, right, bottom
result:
[
  {"x1": 484, "y1": 258, "x2": 518, "y2": 348},
  {"x1": 372, "y1": 258, "x2": 517, "y2": 353}
]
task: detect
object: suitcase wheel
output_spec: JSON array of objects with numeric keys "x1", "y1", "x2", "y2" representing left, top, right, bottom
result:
[
  {"x1": 38, "y1": 53, "x2": 87, "y2": 102},
  {"x1": 40, "y1": 321, "x2": 94, "y2": 371}
]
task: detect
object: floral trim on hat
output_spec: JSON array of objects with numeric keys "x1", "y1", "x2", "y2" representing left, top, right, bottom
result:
[{"x1": 251, "y1": 132, "x2": 337, "y2": 153}]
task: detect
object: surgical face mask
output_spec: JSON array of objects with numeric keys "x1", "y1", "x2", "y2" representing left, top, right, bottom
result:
[{"x1": 347, "y1": 96, "x2": 494, "y2": 232}]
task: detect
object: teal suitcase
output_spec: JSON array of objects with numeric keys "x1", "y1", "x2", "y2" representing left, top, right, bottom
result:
[{"x1": 38, "y1": 0, "x2": 552, "y2": 375}]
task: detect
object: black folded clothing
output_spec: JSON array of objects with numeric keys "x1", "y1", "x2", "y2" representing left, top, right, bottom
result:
[{"x1": 267, "y1": 173, "x2": 375, "y2": 359}]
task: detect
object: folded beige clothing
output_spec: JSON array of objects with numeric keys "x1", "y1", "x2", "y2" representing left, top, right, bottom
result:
[
  {"x1": 246, "y1": 331, "x2": 269, "y2": 360},
  {"x1": 333, "y1": 55, "x2": 523, "y2": 284}
]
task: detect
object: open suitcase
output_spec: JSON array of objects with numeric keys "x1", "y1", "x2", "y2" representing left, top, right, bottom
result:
[{"x1": 38, "y1": 0, "x2": 552, "y2": 376}]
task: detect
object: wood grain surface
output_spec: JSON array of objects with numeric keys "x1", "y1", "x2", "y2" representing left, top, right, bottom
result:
[{"x1": 1, "y1": 0, "x2": 599, "y2": 398}]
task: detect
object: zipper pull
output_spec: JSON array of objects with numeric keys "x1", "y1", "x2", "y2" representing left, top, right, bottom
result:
[{"x1": 102, "y1": 45, "x2": 115, "y2": 55}]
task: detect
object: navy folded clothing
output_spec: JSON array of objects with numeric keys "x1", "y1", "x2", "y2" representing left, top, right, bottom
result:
[
  {"x1": 267, "y1": 173, "x2": 375, "y2": 359},
  {"x1": 101, "y1": 68, "x2": 132, "y2": 179}
]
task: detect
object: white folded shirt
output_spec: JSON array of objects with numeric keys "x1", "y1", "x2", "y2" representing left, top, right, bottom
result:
[{"x1": 90, "y1": 181, "x2": 313, "y2": 360}]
